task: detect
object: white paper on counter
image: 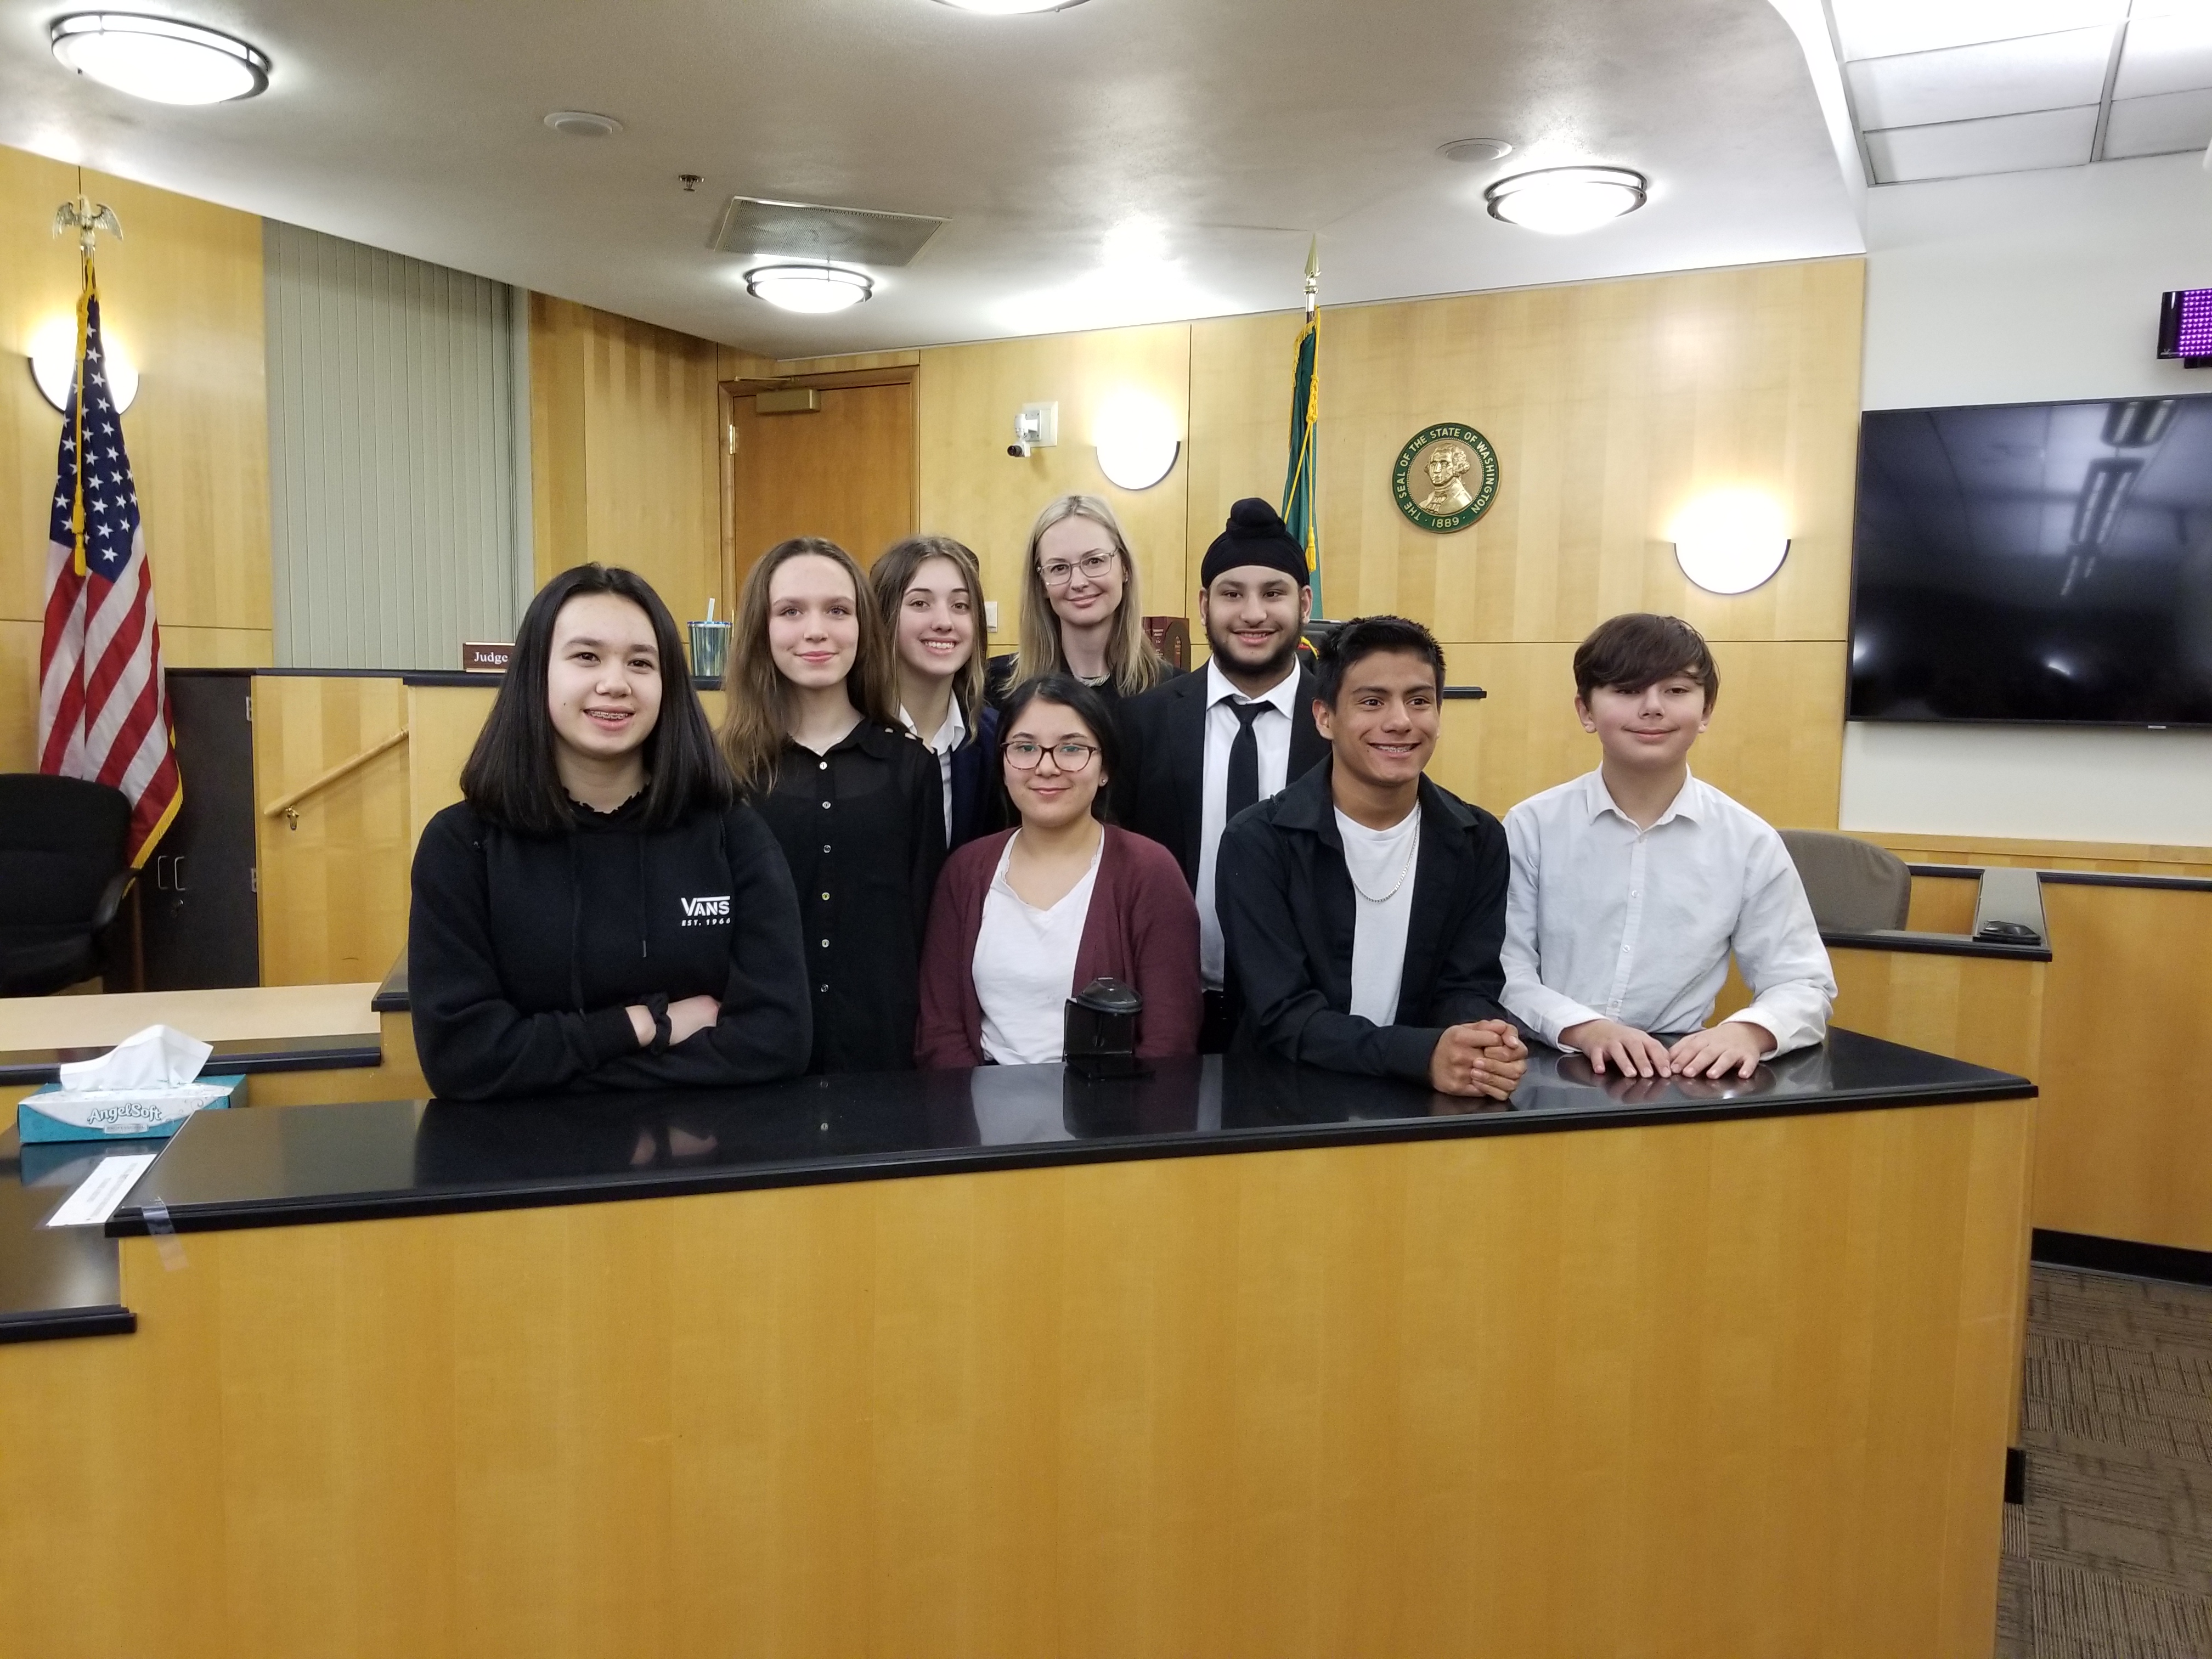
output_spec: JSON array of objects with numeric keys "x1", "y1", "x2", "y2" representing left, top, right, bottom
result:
[{"x1": 43, "y1": 1153, "x2": 158, "y2": 1228}]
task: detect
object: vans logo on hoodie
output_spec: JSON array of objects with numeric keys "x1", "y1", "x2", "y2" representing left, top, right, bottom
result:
[{"x1": 679, "y1": 894, "x2": 731, "y2": 926}]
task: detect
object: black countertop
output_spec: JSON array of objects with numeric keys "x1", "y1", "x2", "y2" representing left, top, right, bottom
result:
[{"x1": 0, "y1": 1032, "x2": 2032, "y2": 1342}]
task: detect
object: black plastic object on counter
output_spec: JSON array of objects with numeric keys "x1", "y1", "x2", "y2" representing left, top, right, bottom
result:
[{"x1": 1064, "y1": 977, "x2": 1143, "y2": 1079}]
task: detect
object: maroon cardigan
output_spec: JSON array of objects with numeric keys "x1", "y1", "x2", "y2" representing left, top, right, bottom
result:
[{"x1": 915, "y1": 825, "x2": 1202, "y2": 1068}]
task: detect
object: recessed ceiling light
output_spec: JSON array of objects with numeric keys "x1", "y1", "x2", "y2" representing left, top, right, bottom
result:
[
  {"x1": 1485, "y1": 166, "x2": 1648, "y2": 234},
  {"x1": 744, "y1": 263, "x2": 874, "y2": 314},
  {"x1": 50, "y1": 13, "x2": 269, "y2": 104},
  {"x1": 1438, "y1": 138, "x2": 1514, "y2": 163},
  {"x1": 544, "y1": 110, "x2": 623, "y2": 138},
  {"x1": 932, "y1": 0, "x2": 1090, "y2": 13}
]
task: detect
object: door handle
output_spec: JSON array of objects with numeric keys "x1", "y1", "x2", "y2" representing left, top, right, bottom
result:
[{"x1": 172, "y1": 855, "x2": 186, "y2": 892}]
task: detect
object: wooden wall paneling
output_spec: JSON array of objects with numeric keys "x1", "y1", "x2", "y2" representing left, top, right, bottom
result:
[
  {"x1": 1905, "y1": 874, "x2": 1980, "y2": 935},
  {"x1": 1184, "y1": 309, "x2": 1307, "y2": 613},
  {"x1": 0, "y1": 1099, "x2": 2030, "y2": 1658},
  {"x1": 583, "y1": 308, "x2": 721, "y2": 622},
  {"x1": 2029, "y1": 883, "x2": 2212, "y2": 1249},
  {"x1": 1826, "y1": 949, "x2": 2045, "y2": 1081},
  {"x1": 2, "y1": 145, "x2": 272, "y2": 773},
  {"x1": 914, "y1": 323, "x2": 1192, "y2": 654},
  {"x1": 407, "y1": 682, "x2": 498, "y2": 848},
  {"x1": 725, "y1": 377, "x2": 916, "y2": 587},
  {"x1": 1875, "y1": 832, "x2": 2212, "y2": 878},
  {"x1": 1284, "y1": 261, "x2": 1863, "y2": 645},
  {"x1": 528, "y1": 294, "x2": 590, "y2": 586},
  {"x1": 251, "y1": 676, "x2": 411, "y2": 986},
  {"x1": 1429, "y1": 639, "x2": 1843, "y2": 826}
]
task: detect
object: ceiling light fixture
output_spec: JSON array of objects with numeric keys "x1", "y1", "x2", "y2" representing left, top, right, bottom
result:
[
  {"x1": 28, "y1": 314, "x2": 138, "y2": 413},
  {"x1": 931, "y1": 0, "x2": 1090, "y2": 13},
  {"x1": 50, "y1": 13, "x2": 269, "y2": 104},
  {"x1": 544, "y1": 110, "x2": 623, "y2": 138},
  {"x1": 1671, "y1": 490, "x2": 1790, "y2": 595},
  {"x1": 743, "y1": 263, "x2": 874, "y2": 314},
  {"x1": 1485, "y1": 166, "x2": 1648, "y2": 234},
  {"x1": 1438, "y1": 138, "x2": 1514, "y2": 163}
]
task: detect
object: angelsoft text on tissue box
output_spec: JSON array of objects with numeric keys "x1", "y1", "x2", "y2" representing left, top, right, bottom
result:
[{"x1": 18, "y1": 1075, "x2": 241, "y2": 1142}]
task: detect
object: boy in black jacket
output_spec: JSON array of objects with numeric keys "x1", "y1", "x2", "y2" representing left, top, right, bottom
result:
[{"x1": 1218, "y1": 616, "x2": 1526, "y2": 1098}]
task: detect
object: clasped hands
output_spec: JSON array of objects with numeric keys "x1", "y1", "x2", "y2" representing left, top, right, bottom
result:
[
  {"x1": 1428, "y1": 1019, "x2": 1528, "y2": 1100},
  {"x1": 1559, "y1": 1016, "x2": 1774, "y2": 1081}
]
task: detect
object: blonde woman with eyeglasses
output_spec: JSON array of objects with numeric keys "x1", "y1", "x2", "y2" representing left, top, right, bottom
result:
[
  {"x1": 986, "y1": 495, "x2": 1177, "y2": 719},
  {"x1": 916, "y1": 674, "x2": 1200, "y2": 1067}
]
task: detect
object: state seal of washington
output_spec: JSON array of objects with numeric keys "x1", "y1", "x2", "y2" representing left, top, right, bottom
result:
[{"x1": 1392, "y1": 424, "x2": 1499, "y2": 534}]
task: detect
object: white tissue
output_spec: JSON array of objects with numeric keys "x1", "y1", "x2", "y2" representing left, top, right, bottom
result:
[{"x1": 57, "y1": 1024, "x2": 212, "y2": 1092}]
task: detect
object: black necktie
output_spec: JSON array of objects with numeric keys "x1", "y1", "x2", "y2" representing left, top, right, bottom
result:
[{"x1": 1226, "y1": 701, "x2": 1269, "y2": 824}]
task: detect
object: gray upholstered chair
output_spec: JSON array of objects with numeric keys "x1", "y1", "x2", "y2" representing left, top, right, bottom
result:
[{"x1": 1777, "y1": 830, "x2": 1911, "y2": 933}]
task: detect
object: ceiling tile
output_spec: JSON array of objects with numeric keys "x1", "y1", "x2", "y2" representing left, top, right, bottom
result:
[
  {"x1": 1847, "y1": 28, "x2": 2116, "y2": 128},
  {"x1": 1865, "y1": 104, "x2": 2100, "y2": 182},
  {"x1": 1832, "y1": 0, "x2": 2123, "y2": 63},
  {"x1": 2114, "y1": 9, "x2": 2212, "y2": 100},
  {"x1": 2102, "y1": 86, "x2": 2212, "y2": 156}
]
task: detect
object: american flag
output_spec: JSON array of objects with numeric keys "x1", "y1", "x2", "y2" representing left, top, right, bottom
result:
[{"x1": 37, "y1": 277, "x2": 181, "y2": 866}]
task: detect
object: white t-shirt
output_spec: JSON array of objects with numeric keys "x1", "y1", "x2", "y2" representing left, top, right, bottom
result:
[
  {"x1": 1335, "y1": 805, "x2": 1421, "y2": 1026},
  {"x1": 973, "y1": 832, "x2": 1104, "y2": 1065}
]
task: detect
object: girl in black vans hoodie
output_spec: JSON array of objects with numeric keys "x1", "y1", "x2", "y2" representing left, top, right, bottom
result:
[{"x1": 409, "y1": 565, "x2": 810, "y2": 1099}]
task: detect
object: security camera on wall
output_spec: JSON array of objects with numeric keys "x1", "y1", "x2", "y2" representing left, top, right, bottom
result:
[{"x1": 1009, "y1": 401, "x2": 1057, "y2": 459}]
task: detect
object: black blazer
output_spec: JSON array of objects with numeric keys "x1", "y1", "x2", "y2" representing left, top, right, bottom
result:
[
  {"x1": 944, "y1": 700, "x2": 1003, "y2": 850},
  {"x1": 1217, "y1": 759, "x2": 1515, "y2": 1082},
  {"x1": 1114, "y1": 664, "x2": 1330, "y2": 888}
]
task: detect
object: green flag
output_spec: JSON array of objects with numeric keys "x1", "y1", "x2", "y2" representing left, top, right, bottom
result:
[{"x1": 1281, "y1": 239, "x2": 1321, "y2": 616}]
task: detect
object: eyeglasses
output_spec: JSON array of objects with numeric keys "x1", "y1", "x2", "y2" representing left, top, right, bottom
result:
[
  {"x1": 1038, "y1": 551, "x2": 1119, "y2": 589},
  {"x1": 1002, "y1": 740, "x2": 1099, "y2": 772}
]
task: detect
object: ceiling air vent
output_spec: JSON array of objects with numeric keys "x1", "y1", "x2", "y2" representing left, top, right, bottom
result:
[{"x1": 708, "y1": 196, "x2": 947, "y2": 267}]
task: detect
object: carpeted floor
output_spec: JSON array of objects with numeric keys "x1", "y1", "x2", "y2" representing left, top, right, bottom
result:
[{"x1": 2000, "y1": 1266, "x2": 2212, "y2": 1658}]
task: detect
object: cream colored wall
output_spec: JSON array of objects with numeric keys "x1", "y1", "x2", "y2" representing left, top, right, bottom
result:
[{"x1": 0, "y1": 143, "x2": 273, "y2": 772}]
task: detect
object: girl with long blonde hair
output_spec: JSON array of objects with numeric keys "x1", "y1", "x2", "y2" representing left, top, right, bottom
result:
[
  {"x1": 988, "y1": 495, "x2": 1175, "y2": 713},
  {"x1": 718, "y1": 537, "x2": 945, "y2": 1073}
]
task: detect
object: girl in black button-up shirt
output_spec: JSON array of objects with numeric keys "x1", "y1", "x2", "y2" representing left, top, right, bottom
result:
[{"x1": 719, "y1": 538, "x2": 945, "y2": 1074}]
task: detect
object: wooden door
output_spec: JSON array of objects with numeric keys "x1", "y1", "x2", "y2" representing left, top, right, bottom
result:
[{"x1": 723, "y1": 376, "x2": 917, "y2": 593}]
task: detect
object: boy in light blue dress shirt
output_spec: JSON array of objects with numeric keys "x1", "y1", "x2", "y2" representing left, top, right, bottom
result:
[{"x1": 1500, "y1": 613, "x2": 1836, "y2": 1080}]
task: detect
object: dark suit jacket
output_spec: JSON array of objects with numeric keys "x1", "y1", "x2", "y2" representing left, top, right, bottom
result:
[
  {"x1": 944, "y1": 700, "x2": 1003, "y2": 851},
  {"x1": 1217, "y1": 759, "x2": 1515, "y2": 1082},
  {"x1": 1114, "y1": 663, "x2": 1330, "y2": 888}
]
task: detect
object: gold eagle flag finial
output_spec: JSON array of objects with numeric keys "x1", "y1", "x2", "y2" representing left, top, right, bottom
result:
[{"x1": 53, "y1": 196, "x2": 123, "y2": 259}]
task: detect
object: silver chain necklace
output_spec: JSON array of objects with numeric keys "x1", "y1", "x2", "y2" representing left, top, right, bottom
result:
[{"x1": 1346, "y1": 825, "x2": 1419, "y2": 904}]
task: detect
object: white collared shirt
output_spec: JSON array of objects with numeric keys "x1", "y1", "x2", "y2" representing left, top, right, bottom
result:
[
  {"x1": 1197, "y1": 657, "x2": 1302, "y2": 988},
  {"x1": 900, "y1": 698, "x2": 968, "y2": 842},
  {"x1": 1500, "y1": 769, "x2": 1836, "y2": 1056}
]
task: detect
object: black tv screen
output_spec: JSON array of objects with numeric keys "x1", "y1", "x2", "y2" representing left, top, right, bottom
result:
[{"x1": 1849, "y1": 395, "x2": 2212, "y2": 726}]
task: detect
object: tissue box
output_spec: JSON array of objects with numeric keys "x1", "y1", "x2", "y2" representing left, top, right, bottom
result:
[{"x1": 18, "y1": 1075, "x2": 242, "y2": 1143}]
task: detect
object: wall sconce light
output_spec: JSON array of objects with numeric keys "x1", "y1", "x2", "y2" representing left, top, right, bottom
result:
[
  {"x1": 1094, "y1": 393, "x2": 1179, "y2": 490},
  {"x1": 27, "y1": 314, "x2": 138, "y2": 413},
  {"x1": 1671, "y1": 489, "x2": 1789, "y2": 594}
]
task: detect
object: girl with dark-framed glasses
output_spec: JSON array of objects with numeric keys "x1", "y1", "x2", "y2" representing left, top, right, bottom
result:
[{"x1": 916, "y1": 674, "x2": 1200, "y2": 1067}]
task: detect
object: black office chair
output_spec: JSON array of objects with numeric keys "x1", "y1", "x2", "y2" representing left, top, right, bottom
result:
[{"x1": 0, "y1": 774, "x2": 136, "y2": 996}]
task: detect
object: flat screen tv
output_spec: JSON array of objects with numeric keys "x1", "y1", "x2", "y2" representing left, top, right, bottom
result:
[{"x1": 1849, "y1": 394, "x2": 2212, "y2": 726}]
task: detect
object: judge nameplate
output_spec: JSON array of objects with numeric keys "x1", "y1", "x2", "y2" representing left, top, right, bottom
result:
[{"x1": 1393, "y1": 422, "x2": 1499, "y2": 534}]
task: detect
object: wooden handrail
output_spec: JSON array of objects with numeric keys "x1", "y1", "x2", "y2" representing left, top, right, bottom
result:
[{"x1": 261, "y1": 727, "x2": 410, "y2": 819}]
